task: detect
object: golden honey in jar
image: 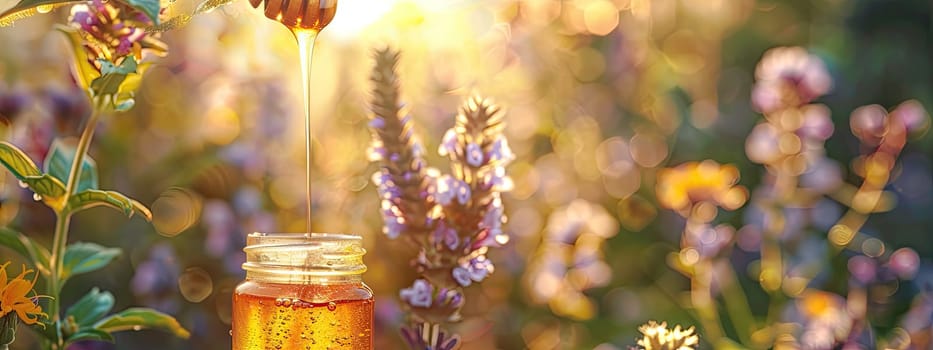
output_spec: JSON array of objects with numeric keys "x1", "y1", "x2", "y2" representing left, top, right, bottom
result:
[{"x1": 232, "y1": 233, "x2": 374, "y2": 350}]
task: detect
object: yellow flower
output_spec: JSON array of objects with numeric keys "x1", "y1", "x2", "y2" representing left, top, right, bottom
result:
[
  {"x1": 637, "y1": 320, "x2": 699, "y2": 350},
  {"x1": 0, "y1": 262, "x2": 47, "y2": 326},
  {"x1": 656, "y1": 160, "x2": 747, "y2": 213}
]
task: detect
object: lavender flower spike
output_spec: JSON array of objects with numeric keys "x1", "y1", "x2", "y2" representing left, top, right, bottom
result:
[
  {"x1": 369, "y1": 48, "x2": 512, "y2": 350},
  {"x1": 369, "y1": 48, "x2": 436, "y2": 239}
]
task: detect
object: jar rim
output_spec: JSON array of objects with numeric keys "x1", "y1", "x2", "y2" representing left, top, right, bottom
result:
[
  {"x1": 246, "y1": 232, "x2": 361, "y2": 245},
  {"x1": 242, "y1": 232, "x2": 367, "y2": 281}
]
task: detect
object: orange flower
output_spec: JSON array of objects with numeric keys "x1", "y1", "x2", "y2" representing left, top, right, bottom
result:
[
  {"x1": 0, "y1": 262, "x2": 47, "y2": 326},
  {"x1": 656, "y1": 160, "x2": 748, "y2": 213}
]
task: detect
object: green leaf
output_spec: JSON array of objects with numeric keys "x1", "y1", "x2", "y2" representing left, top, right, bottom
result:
[
  {"x1": 111, "y1": 61, "x2": 148, "y2": 112},
  {"x1": 65, "y1": 329, "x2": 114, "y2": 345},
  {"x1": 20, "y1": 174, "x2": 68, "y2": 211},
  {"x1": 94, "y1": 308, "x2": 190, "y2": 339},
  {"x1": 0, "y1": 312, "x2": 17, "y2": 345},
  {"x1": 45, "y1": 139, "x2": 98, "y2": 193},
  {"x1": 114, "y1": 98, "x2": 136, "y2": 112},
  {"x1": 0, "y1": 0, "x2": 83, "y2": 27},
  {"x1": 91, "y1": 57, "x2": 137, "y2": 97},
  {"x1": 0, "y1": 227, "x2": 51, "y2": 276},
  {"x1": 121, "y1": 0, "x2": 160, "y2": 25},
  {"x1": 33, "y1": 320, "x2": 58, "y2": 341},
  {"x1": 66, "y1": 288, "x2": 115, "y2": 328},
  {"x1": 101, "y1": 57, "x2": 138, "y2": 76},
  {"x1": 67, "y1": 189, "x2": 152, "y2": 221},
  {"x1": 56, "y1": 25, "x2": 100, "y2": 95},
  {"x1": 0, "y1": 141, "x2": 42, "y2": 179},
  {"x1": 62, "y1": 242, "x2": 121, "y2": 282}
]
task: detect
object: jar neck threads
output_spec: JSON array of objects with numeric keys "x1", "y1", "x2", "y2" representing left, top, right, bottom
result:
[{"x1": 242, "y1": 233, "x2": 366, "y2": 284}]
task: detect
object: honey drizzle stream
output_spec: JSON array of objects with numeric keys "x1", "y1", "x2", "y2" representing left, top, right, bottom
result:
[
  {"x1": 254, "y1": 0, "x2": 336, "y2": 234},
  {"x1": 293, "y1": 28, "x2": 318, "y2": 235}
]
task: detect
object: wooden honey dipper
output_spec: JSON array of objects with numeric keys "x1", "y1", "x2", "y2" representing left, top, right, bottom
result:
[{"x1": 250, "y1": 0, "x2": 337, "y2": 31}]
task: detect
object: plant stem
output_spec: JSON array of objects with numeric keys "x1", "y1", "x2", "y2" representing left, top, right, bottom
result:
[
  {"x1": 721, "y1": 264, "x2": 755, "y2": 346},
  {"x1": 47, "y1": 212, "x2": 70, "y2": 347},
  {"x1": 692, "y1": 259, "x2": 724, "y2": 344},
  {"x1": 47, "y1": 97, "x2": 104, "y2": 349}
]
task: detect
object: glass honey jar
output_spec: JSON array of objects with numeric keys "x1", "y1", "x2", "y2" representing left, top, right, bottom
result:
[{"x1": 232, "y1": 233, "x2": 374, "y2": 350}]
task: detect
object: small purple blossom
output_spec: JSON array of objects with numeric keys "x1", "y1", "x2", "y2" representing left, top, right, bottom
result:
[
  {"x1": 849, "y1": 104, "x2": 887, "y2": 145},
  {"x1": 438, "y1": 129, "x2": 457, "y2": 157},
  {"x1": 369, "y1": 116, "x2": 386, "y2": 129},
  {"x1": 466, "y1": 257, "x2": 493, "y2": 283},
  {"x1": 797, "y1": 104, "x2": 834, "y2": 141},
  {"x1": 465, "y1": 142, "x2": 483, "y2": 167},
  {"x1": 382, "y1": 211, "x2": 405, "y2": 239},
  {"x1": 484, "y1": 166, "x2": 514, "y2": 192},
  {"x1": 434, "y1": 288, "x2": 464, "y2": 311},
  {"x1": 400, "y1": 279, "x2": 433, "y2": 308},
  {"x1": 367, "y1": 145, "x2": 388, "y2": 162},
  {"x1": 436, "y1": 175, "x2": 470, "y2": 206},
  {"x1": 489, "y1": 137, "x2": 515, "y2": 164},
  {"x1": 891, "y1": 100, "x2": 930, "y2": 133},
  {"x1": 434, "y1": 222, "x2": 459, "y2": 251},
  {"x1": 455, "y1": 181, "x2": 470, "y2": 205},
  {"x1": 435, "y1": 175, "x2": 455, "y2": 206},
  {"x1": 202, "y1": 200, "x2": 236, "y2": 257},
  {"x1": 847, "y1": 255, "x2": 877, "y2": 285},
  {"x1": 799, "y1": 158, "x2": 843, "y2": 194},
  {"x1": 683, "y1": 224, "x2": 734, "y2": 258},
  {"x1": 753, "y1": 46, "x2": 832, "y2": 113},
  {"x1": 888, "y1": 247, "x2": 919, "y2": 279},
  {"x1": 850, "y1": 101, "x2": 930, "y2": 147},
  {"x1": 130, "y1": 244, "x2": 180, "y2": 313},
  {"x1": 452, "y1": 267, "x2": 471, "y2": 287},
  {"x1": 401, "y1": 323, "x2": 460, "y2": 350}
]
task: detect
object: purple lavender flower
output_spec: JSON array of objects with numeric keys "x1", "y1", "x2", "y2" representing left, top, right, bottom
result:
[
  {"x1": 68, "y1": 0, "x2": 167, "y2": 71},
  {"x1": 130, "y1": 244, "x2": 180, "y2": 313},
  {"x1": 369, "y1": 49, "x2": 435, "y2": 240},
  {"x1": 466, "y1": 256, "x2": 493, "y2": 283},
  {"x1": 752, "y1": 46, "x2": 832, "y2": 113},
  {"x1": 465, "y1": 143, "x2": 483, "y2": 167},
  {"x1": 451, "y1": 267, "x2": 471, "y2": 287},
  {"x1": 400, "y1": 279, "x2": 433, "y2": 308},
  {"x1": 0, "y1": 85, "x2": 29, "y2": 125},
  {"x1": 42, "y1": 86, "x2": 90, "y2": 136},
  {"x1": 369, "y1": 49, "x2": 512, "y2": 350},
  {"x1": 433, "y1": 222, "x2": 459, "y2": 251},
  {"x1": 890, "y1": 100, "x2": 930, "y2": 133},
  {"x1": 401, "y1": 323, "x2": 460, "y2": 350},
  {"x1": 488, "y1": 137, "x2": 515, "y2": 164},
  {"x1": 850, "y1": 101, "x2": 930, "y2": 147},
  {"x1": 438, "y1": 129, "x2": 457, "y2": 158}
]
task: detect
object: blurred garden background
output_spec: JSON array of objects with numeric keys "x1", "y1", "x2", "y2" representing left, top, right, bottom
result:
[{"x1": 0, "y1": 0, "x2": 931, "y2": 349}]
